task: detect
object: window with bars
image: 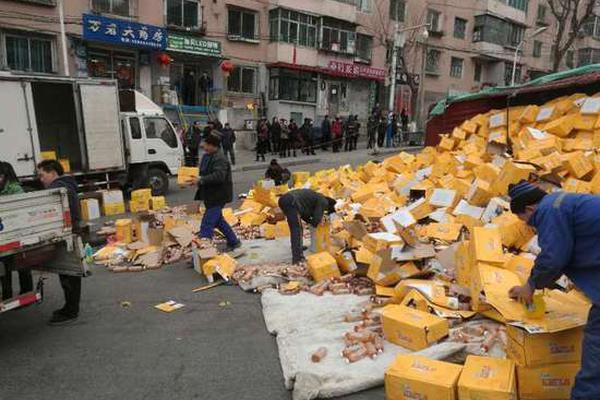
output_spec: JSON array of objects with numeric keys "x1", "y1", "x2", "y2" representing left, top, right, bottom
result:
[
  {"x1": 320, "y1": 18, "x2": 356, "y2": 55},
  {"x1": 355, "y1": 33, "x2": 373, "y2": 62},
  {"x1": 92, "y1": 0, "x2": 130, "y2": 16},
  {"x1": 536, "y1": 4, "x2": 547, "y2": 24},
  {"x1": 506, "y1": 0, "x2": 528, "y2": 12},
  {"x1": 453, "y1": 18, "x2": 467, "y2": 39},
  {"x1": 582, "y1": 15, "x2": 600, "y2": 38},
  {"x1": 269, "y1": 8, "x2": 317, "y2": 47},
  {"x1": 427, "y1": 9, "x2": 442, "y2": 33},
  {"x1": 449, "y1": 57, "x2": 463, "y2": 78},
  {"x1": 166, "y1": 0, "x2": 199, "y2": 29},
  {"x1": 269, "y1": 68, "x2": 317, "y2": 103},
  {"x1": 4, "y1": 33, "x2": 54, "y2": 73},
  {"x1": 390, "y1": 0, "x2": 405, "y2": 22},
  {"x1": 425, "y1": 49, "x2": 441, "y2": 74},
  {"x1": 533, "y1": 40, "x2": 542, "y2": 57},
  {"x1": 474, "y1": 61, "x2": 482, "y2": 82},
  {"x1": 504, "y1": 61, "x2": 521, "y2": 85},
  {"x1": 228, "y1": 7, "x2": 258, "y2": 41},
  {"x1": 473, "y1": 14, "x2": 524, "y2": 47},
  {"x1": 508, "y1": 24, "x2": 525, "y2": 47},
  {"x1": 227, "y1": 66, "x2": 257, "y2": 94}
]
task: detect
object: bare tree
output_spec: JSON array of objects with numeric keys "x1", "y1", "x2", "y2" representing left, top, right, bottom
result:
[{"x1": 548, "y1": 0, "x2": 597, "y2": 71}]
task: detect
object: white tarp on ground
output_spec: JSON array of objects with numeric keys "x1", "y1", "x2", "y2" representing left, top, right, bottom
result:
[{"x1": 261, "y1": 290, "x2": 465, "y2": 400}]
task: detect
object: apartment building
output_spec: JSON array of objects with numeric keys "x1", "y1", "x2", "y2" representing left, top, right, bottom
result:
[{"x1": 1, "y1": 0, "x2": 598, "y2": 128}]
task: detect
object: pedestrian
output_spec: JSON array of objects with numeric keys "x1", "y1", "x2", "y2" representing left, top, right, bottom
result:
[
  {"x1": 279, "y1": 119, "x2": 290, "y2": 158},
  {"x1": 344, "y1": 116, "x2": 356, "y2": 152},
  {"x1": 367, "y1": 115, "x2": 377, "y2": 149},
  {"x1": 331, "y1": 116, "x2": 343, "y2": 153},
  {"x1": 199, "y1": 71, "x2": 212, "y2": 106},
  {"x1": 270, "y1": 117, "x2": 281, "y2": 154},
  {"x1": 320, "y1": 115, "x2": 331, "y2": 150},
  {"x1": 220, "y1": 122, "x2": 236, "y2": 165},
  {"x1": 256, "y1": 119, "x2": 269, "y2": 162},
  {"x1": 289, "y1": 119, "x2": 299, "y2": 157},
  {"x1": 36, "y1": 160, "x2": 81, "y2": 325},
  {"x1": 385, "y1": 113, "x2": 397, "y2": 148},
  {"x1": 377, "y1": 115, "x2": 386, "y2": 148},
  {"x1": 186, "y1": 121, "x2": 203, "y2": 166},
  {"x1": 300, "y1": 119, "x2": 315, "y2": 155},
  {"x1": 0, "y1": 162, "x2": 34, "y2": 301},
  {"x1": 352, "y1": 115, "x2": 360, "y2": 150},
  {"x1": 277, "y1": 189, "x2": 337, "y2": 265},
  {"x1": 265, "y1": 159, "x2": 291, "y2": 186},
  {"x1": 190, "y1": 134, "x2": 241, "y2": 252},
  {"x1": 506, "y1": 181, "x2": 600, "y2": 400},
  {"x1": 203, "y1": 121, "x2": 214, "y2": 141},
  {"x1": 400, "y1": 108, "x2": 409, "y2": 144}
]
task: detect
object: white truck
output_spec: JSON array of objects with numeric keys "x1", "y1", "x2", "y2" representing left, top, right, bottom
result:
[
  {"x1": 0, "y1": 188, "x2": 83, "y2": 314},
  {"x1": 0, "y1": 73, "x2": 183, "y2": 195}
]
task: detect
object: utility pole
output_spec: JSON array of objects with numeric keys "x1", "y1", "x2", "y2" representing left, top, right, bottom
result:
[
  {"x1": 387, "y1": 22, "x2": 400, "y2": 115},
  {"x1": 58, "y1": 0, "x2": 70, "y2": 76}
]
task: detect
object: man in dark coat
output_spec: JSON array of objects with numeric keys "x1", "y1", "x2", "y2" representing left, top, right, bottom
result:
[
  {"x1": 37, "y1": 159, "x2": 82, "y2": 325},
  {"x1": 278, "y1": 189, "x2": 336, "y2": 264},
  {"x1": 220, "y1": 122, "x2": 236, "y2": 165},
  {"x1": 320, "y1": 115, "x2": 331, "y2": 151},
  {"x1": 191, "y1": 134, "x2": 240, "y2": 251}
]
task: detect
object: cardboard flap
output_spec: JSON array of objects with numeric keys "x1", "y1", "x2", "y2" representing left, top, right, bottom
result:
[{"x1": 342, "y1": 220, "x2": 368, "y2": 240}]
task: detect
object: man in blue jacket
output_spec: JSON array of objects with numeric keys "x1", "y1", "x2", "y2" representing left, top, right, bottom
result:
[{"x1": 507, "y1": 181, "x2": 600, "y2": 400}]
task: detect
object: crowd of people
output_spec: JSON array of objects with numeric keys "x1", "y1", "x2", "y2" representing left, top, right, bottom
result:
[{"x1": 182, "y1": 118, "x2": 237, "y2": 167}]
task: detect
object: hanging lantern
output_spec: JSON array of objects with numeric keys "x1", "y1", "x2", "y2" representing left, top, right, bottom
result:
[
  {"x1": 157, "y1": 52, "x2": 172, "y2": 66},
  {"x1": 220, "y1": 60, "x2": 234, "y2": 78}
]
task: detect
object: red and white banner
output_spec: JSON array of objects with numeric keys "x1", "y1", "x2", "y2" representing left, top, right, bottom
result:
[{"x1": 325, "y1": 61, "x2": 386, "y2": 80}]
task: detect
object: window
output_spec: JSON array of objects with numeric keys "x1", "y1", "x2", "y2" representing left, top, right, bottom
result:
[
  {"x1": 508, "y1": 24, "x2": 525, "y2": 47},
  {"x1": 454, "y1": 17, "x2": 467, "y2": 39},
  {"x1": 504, "y1": 61, "x2": 521, "y2": 85},
  {"x1": 4, "y1": 34, "x2": 53, "y2": 73},
  {"x1": 473, "y1": 15, "x2": 524, "y2": 47},
  {"x1": 92, "y1": 0, "x2": 130, "y2": 16},
  {"x1": 355, "y1": 33, "x2": 373, "y2": 62},
  {"x1": 390, "y1": 0, "x2": 405, "y2": 22},
  {"x1": 269, "y1": 9, "x2": 317, "y2": 47},
  {"x1": 166, "y1": 0, "x2": 199, "y2": 29},
  {"x1": 578, "y1": 48, "x2": 600, "y2": 66},
  {"x1": 450, "y1": 57, "x2": 463, "y2": 78},
  {"x1": 533, "y1": 40, "x2": 542, "y2": 58},
  {"x1": 144, "y1": 117, "x2": 178, "y2": 148},
  {"x1": 474, "y1": 61, "x2": 482, "y2": 82},
  {"x1": 427, "y1": 9, "x2": 442, "y2": 33},
  {"x1": 425, "y1": 49, "x2": 441, "y2": 74},
  {"x1": 130, "y1": 117, "x2": 142, "y2": 139},
  {"x1": 507, "y1": 0, "x2": 528, "y2": 12},
  {"x1": 269, "y1": 68, "x2": 317, "y2": 103},
  {"x1": 228, "y1": 66, "x2": 256, "y2": 94},
  {"x1": 320, "y1": 18, "x2": 356, "y2": 55},
  {"x1": 582, "y1": 16, "x2": 600, "y2": 38},
  {"x1": 359, "y1": 0, "x2": 371, "y2": 13},
  {"x1": 566, "y1": 50, "x2": 574, "y2": 68},
  {"x1": 228, "y1": 7, "x2": 258, "y2": 41},
  {"x1": 536, "y1": 4, "x2": 547, "y2": 24}
]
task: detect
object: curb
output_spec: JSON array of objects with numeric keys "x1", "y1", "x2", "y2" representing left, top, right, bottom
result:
[{"x1": 234, "y1": 157, "x2": 322, "y2": 172}]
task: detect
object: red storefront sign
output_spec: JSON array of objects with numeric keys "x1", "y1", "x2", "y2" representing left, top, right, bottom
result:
[{"x1": 326, "y1": 61, "x2": 386, "y2": 80}]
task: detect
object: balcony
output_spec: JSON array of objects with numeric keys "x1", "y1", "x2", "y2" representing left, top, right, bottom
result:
[
  {"x1": 272, "y1": 0, "x2": 357, "y2": 23},
  {"x1": 477, "y1": 0, "x2": 526, "y2": 25},
  {"x1": 472, "y1": 41, "x2": 513, "y2": 62}
]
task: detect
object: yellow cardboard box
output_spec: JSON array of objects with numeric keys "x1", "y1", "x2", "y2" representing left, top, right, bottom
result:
[
  {"x1": 382, "y1": 305, "x2": 449, "y2": 351},
  {"x1": 455, "y1": 240, "x2": 472, "y2": 287},
  {"x1": 150, "y1": 196, "x2": 166, "y2": 210},
  {"x1": 223, "y1": 208, "x2": 239, "y2": 226},
  {"x1": 80, "y1": 198, "x2": 101, "y2": 221},
  {"x1": 503, "y1": 253, "x2": 534, "y2": 284},
  {"x1": 516, "y1": 363, "x2": 579, "y2": 400},
  {"x1": 439, "y1": 136, "x2": 456, "y2": 152},
  {"x1": 368, "y1": 251, "x2": 419, "y2": 287},
  {"x1": 544, "y1": 115, "x2": 575, "y2": 138},
  {"x1": 177, "y1": 166, "x2": 199, "y2": 185},
  {"x1": 563, "y1": 151, "x2": 594, "y2": 179},
  {"x1": 492, "y1": 161, "x2": 537, "y2": 195},
  {"x1": 467, "y1": 179, "x2": 493, "y2": 206},
  {"x1": 506, "y1": 325, "x2": 583, "y2": 367},
  {"x1": 363, "y1": 232, "x2": 404, "y2": 253},
  {"x1": 292, "y1": 171, "x2": 310, "y2": 186},
  {"x1": 471, "y1": 227, "x2": 505, "y2": 265},
  {"x1": 202, "y1": 254, "x2": 237, "y2": 279},
  {"x1": 240, "y1": 212, "x2": 266, "y2": 227},
  {"x1": 462, "y1": 120, "x2": 479, "y2": 134},
  {"x1": 115, "y1": 219, "x2": 133, "y2": 244},
  {"x1": 458, "y1": 355, "x2": 517, "y2": 400},
  {"x1": 519, "y1": 105, "x2": 539, "y2": 124},
  {"x1": 274, "y1": 220, "x2": 290, "y2": 238},
  {"x1": 306, "y1": 252, "x2": 341, "y2": 282},
  {"x1": 129, "y1": 199, "x2": 150, "y2": 213},
  {"x1": 131, "y1": 188, "x2": 152, "y2": 203},
  {"x1": 334, "y1": 250, "x2": 358, "y2": 273},
  {"x1": 425, "y1": 223, "x2": 463, "y2": 242},
  {"x1": 260, "y1": 223, "x2": 276, "y2": 240},
  {"x1": 385, "y1": 355, "x2": 463, "y2": 400},
  {"x1": 59, "y1": 158, "x2": 71, "y2": 173},
  {"x1": 240, "y1": 199, "x2": 264, "y2": 213},
  {"x1": 104, "y1": 203, "x2": 126, "y2": 216},
  {"x1": 40, "y1": 150, "x2": 57, "y2": 160}
]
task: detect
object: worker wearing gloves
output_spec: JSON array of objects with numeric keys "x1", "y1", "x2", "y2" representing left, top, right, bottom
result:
[
  {"x1": 507, "y1": 180, "x2": 600, "y2": 400},
  {"x1": 37, "y1": 160, "x2": 82, "y2": 325},
  {"x1": 278, "y1": 189, "x2": 336, "y2": 265},
  {"x1": 191, "y1": 133, "x2": 241, "y2": 251}
]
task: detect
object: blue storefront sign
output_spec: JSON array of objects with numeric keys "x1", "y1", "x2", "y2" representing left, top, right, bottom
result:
[{"x1": 82, "y1": 13, "x2": 166, "y2": 50}]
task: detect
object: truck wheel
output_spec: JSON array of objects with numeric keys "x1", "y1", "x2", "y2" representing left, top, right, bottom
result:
[{"x1": 148, "y1": 168, "x2": 169, "y2": 196}]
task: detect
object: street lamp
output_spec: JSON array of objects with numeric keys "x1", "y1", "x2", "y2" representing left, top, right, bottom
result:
[{"x1": 511, "y1": 26, "x2": 547, "y2": 86}]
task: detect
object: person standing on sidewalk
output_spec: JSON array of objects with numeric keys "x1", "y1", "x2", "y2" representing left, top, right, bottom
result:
[
  {"x1": 279, "y1": 119, "x2": 290, "y2": 158},
  {"x1": 289, "y1": 119, "x2": 300, "y2": 157},
  {"x1": 400, "y1": 108, "x2": 409, "y2": 144},
  {"x1": 377, "y1": 114, "x2": 386, "y2": 148},
  {"x1": 301, "y1": 119, "x2": 315, "y2": 155},
  {"x1": 278, "y1": 189, "x2": 337, "y2": 265},
  {"x1": 270, "y1": 117, "x2": 281, "y2": 155},
  {"x1": 507, "y1": 181, "x2": 600, "y2": 400},
  {"x1": 320, "y1": 115, "x2": 331, "y2": 151},
  {"x1": 366, "y1": 115, "x2": 377, "y2": 149},
  {"x1": 331, "y1": 117, "x2": 343, "y2": 153},
  {"x1": 344, "y1": 116, "x2": 356, "y2": 152},
  {"x1": 256, "y1": 119, "x2": 269, "y2": 162},
  {"x1": 36, "y1": 160, "x2": 81, "y2": 325},
  {"x1": 191, "y1": 134, "x2": 241, "y2": 251},
  {"x1": 220, "y1": 122, "x2": 236, "y2": 166},
  {"x1": 352, "y1": 115, "x2": 360, "y2": 150}
]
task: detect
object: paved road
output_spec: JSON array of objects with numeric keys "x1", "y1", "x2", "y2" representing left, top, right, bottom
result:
[{"x1": 0, "y1": 147, "x2": 413, "y2": 400}]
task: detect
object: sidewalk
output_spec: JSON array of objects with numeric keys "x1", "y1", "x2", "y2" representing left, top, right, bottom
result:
[{"x1": 230, "y1": 144, "x2": 422, "y2": 172}]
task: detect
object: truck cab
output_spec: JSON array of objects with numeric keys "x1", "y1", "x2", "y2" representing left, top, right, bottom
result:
[{"x1": 119, "y1": 90, "x2": 184, "y2": 195}]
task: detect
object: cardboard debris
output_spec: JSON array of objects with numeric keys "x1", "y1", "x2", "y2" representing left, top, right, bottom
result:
[{"x1": 154, "y1": 300, "x2": 185, "y2": 313}]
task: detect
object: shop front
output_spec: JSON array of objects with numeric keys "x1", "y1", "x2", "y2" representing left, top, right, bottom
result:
[{"x1": 81, "y1": 13, "x2": 167, "y2": 93}]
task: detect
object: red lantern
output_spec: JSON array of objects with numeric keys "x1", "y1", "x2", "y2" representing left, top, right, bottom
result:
[
  {"x1": 157, "y1": 53, "x2": 172, "y2": 66},
  {"x1": 220, "y1": 60, "x2": 234, "y2": 77}
]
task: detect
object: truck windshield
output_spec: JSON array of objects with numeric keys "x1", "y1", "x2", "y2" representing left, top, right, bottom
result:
[{"x1": 144, "y1": 117, "x2": 178, "y2": 148}]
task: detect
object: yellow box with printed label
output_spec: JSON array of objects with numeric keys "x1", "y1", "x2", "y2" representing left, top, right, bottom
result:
[
  {"x1": 458, "y1": 355, "x2": 517, "y2": 400},
  {"x1": 385, "y1": 354, "x2": 463, "y2": 400},
  {"x1": 517, "y1": 363, "x2": 579, "y2": 400},
  {"x1": 382, "y1": 305, "x2": 449, "y2": 351},
  {"x1": 506, "y1": 325, "x2": 583, "y2": 367},
  {"x1": 306, "y1": 252, "x2": 341, "y2": 282},
  {"x1": 470, "y1": 226, "x2": 505, "y2": 265}
]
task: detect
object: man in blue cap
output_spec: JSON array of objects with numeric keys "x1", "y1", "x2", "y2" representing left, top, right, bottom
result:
[{"x1": 507, "y1": 180, "x2": 600, "y2": 400}]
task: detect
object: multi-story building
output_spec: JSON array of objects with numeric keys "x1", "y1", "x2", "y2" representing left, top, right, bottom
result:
[{"x1": 1, "y1": 0, "x2": 598, "y2": 129}]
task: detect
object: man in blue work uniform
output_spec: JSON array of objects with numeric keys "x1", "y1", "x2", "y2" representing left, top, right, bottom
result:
[{"x1": 507, "y1": 181, "x2": 600, "y2": 400}]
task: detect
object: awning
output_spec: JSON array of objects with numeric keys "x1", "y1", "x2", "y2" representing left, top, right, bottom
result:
[{"x1": 267, "y1": 61, "x2": 385, "y2": 81}]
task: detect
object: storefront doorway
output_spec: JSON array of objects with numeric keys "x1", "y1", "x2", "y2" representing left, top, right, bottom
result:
[
  {"x1": 88, "y1": 47, "x2": 137, "y2": 89},
  {"x1": 169, "y1": 60, "x2": 214, "y2": 107}
]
